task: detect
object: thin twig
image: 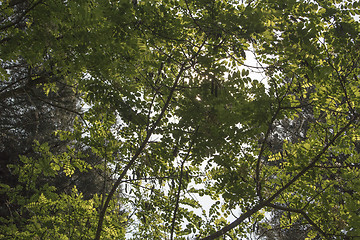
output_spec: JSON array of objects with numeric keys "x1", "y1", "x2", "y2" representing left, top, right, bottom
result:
[
  {"x1": 94, "y1": 39, "x2": 207, "y2": 238},
  {"x1": 170, "y1": 126, "x2": 199, "y2": 240},
  {"x1": 265, "y1": 202, "x2": 327, "y2": 238},
  {"x1": 200, "y1": 115, "x2": 357, "y2": 240}
]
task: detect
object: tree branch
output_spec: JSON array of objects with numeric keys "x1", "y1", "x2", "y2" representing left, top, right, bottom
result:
[
  {"x1": 200, "y1": 115, "x2": 357, "y2": 240},
  {"x1": 170, "y1": 126, "x2": 199, "y2": 240},
  {"x1": 94, "y1": 62, "x2": 187, "y2": 240},
  {"x1": 265, "y1": 203, "x2": 327, "y2": 238},
  {"x1": 0, "y1": 0, "x2": 43, "y2": 31},
  {"x1": 255, "y1": 76, "x2": 293, "y2": 200}
]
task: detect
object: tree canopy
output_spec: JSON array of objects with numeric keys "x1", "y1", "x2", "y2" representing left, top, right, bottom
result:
[{"x1": 1, "y1": 0, "x2": 360, "y2": 239}]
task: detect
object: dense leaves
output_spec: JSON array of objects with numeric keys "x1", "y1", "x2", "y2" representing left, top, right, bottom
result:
[{"x1": 1, "y1": 0, "x2": 359, "y2": 239}]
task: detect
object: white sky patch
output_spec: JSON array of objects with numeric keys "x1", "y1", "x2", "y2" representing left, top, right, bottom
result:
[{"x1": 244, "y1": 47, "x2": 268, "y2": 85}]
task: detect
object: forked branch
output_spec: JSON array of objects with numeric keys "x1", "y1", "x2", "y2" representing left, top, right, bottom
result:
[{"x1": 200, "y1": 115, "x2": 357, "y2": 240}]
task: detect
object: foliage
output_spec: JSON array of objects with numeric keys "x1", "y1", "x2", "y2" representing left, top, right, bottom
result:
[{"x1": 1, "y1": 0, "x2": 360, "y2": 239}]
